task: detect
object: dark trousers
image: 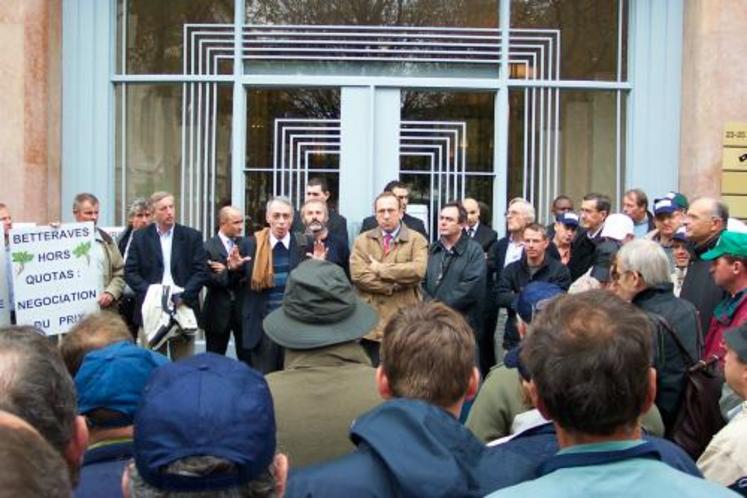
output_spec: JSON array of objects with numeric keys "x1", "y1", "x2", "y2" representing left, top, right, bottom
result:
[
  {"x1": 479, "y1": 306, "x2": 499, "y2": 376},
  {"x1": 118, "y1": 295, "x2": 139, "y2": 340},
  {"x1": 244, "y1": 332, "x2": 284, "y2": 374},
  {"x1": 204, "y1": 302, "x2": 243, "y2": 357},
  {"x1": 360, "y1": 339, "x2": 380, "y2": 367}
]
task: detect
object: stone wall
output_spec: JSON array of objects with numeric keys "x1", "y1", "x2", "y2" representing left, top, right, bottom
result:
[{"x1": 0, "y1": 0, "x2": 61, "y2": 224}]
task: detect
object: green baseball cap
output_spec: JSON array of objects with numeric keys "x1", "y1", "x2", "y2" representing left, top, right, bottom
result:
[{"x1": 701, "y1": 231, "x2": 747, "y2": 260}]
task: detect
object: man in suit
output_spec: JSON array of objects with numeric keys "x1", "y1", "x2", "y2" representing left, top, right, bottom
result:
[
  {"x1": 290, "y1": 177, "x2": 349, "y2": 245},
  {"x1": 489, "y1": 197, "x2": 535, "y2": 364},
  {"x1": 233, "y1": 196, "x2": 305, "y2": 373},
  {"x1": 567, "y1": 192, "x2": 610, "y2": 281},
  {"x1": 202, "y1": 206, "x2": 247, "y2": 361},
  {"x1": 124, "y1": 191, "x2": 208, "y2": 360},
  {"x1": 359, "y1": 180, "x2": 429, "y2": 239},
  {"x1": 117, "y1": 198, "x2": 151, "y2": 338},
  {"x1": 463, "y1": 197, "x2": 499, "y2": 375}
]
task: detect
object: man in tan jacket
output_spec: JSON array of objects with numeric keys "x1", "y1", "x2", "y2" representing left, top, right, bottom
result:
[{"x1": 350, "y1": 191, "x2": 428, "y2": 365}]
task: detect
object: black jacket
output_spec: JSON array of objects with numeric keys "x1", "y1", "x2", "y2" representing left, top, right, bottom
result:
[
  {"x1": 237, "y1": 234, "x2": 305, "y2": 350},
  {"x1": 360, "y1": 212, "x2": 428, "y2": 240},
  {"x1": 201, "y1": 235, "x2": 245, "y2": 337},
  {"x1": 634, "y1": 283, "x2": 702, "y2": 431},
  {"x1": 286, "y1": 399, "x2": 511, "y2": 498},
  {"x1": 680, "y1": 231, "x2": 727, "y2": 334},
  {"x1": 423, "y1": 234, "x2": 486, "y2": 334},
  {"x1": 291, "y1": 209, "x2": 349, "y2": 247},
  {"x1": 567, "y1": 227, "x2": 603, "y2": 281},
  {"x1": 124, "y1": 223, "x2": 208, "y2": 324},
  {"x1": 496, "y1": 253, "x2": 571, "y2": 349}
]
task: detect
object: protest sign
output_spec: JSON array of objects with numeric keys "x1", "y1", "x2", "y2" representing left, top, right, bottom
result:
[
  {"x1": 9, "y1": 222, "x2": 99, "y2": 335},
  {"x1": 100, "y1": 226, "x2": 125, "y2": 242},
  {"x1": 0, "y1": 236, "x2": 10, "y2": 326}
]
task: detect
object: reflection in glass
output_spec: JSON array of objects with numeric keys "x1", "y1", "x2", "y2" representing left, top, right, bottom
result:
[
  {"x1": 114, "y1": 84, "x2": 233, "y2": 235},
  {"x1": 245, "y1": 89, "x2": 341, "y2": 229},
  {"x1": 247, "y1": 0, "x2": 498, "y2": 27},
  {"x1": 508, "y1": 88, "x2": 625, "y2": 223},
  {"x1": 400, "y1": 91, "x2": 495, "y2": 237},
  {"x1": 117, "y1": 0, "x2": 233, "y2": 74},
  {"x1": 511, "y1": 0, "x2": 624, "y2": 81}
]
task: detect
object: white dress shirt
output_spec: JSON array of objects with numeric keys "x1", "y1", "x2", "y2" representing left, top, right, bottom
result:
[{"x1": 157, "y1": 225, "x2": 175, "y2": 287}]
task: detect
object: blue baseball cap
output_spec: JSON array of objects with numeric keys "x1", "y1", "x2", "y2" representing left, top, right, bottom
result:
[
  {"x1": 555, "y1": 211, "x2": 580, "y2": 228},
  {"x1": 75, "y1": 341, "x2": 169, "y2": 427},
  {"x1": 653, "y1": 197, "x2": 678, "y2": 216},
  {"x1": 134, "y1": 353, "x2": 276, "y2": 492},
  {"x1": 672, "y1": 226, "x2": 688, "y2": 243},
  {"x1": 663, "y1": 191, "x2": 689, "y2": 210},
  {"x1": 513, "y1": 281, "x2": 565, "y2": 324}
]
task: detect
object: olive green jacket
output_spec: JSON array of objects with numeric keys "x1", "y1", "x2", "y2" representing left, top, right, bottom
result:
[
  {"x1": 266, "y1": 342, "x2": 382, "y2": 467},
  {"x1": 466, "y1": 363, "x2": 665, "y2": 443}
]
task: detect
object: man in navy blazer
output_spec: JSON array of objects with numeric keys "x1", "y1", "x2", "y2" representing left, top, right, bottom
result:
[{"x1": 124, "y1": 191, "x2": 208, "y2": 359}]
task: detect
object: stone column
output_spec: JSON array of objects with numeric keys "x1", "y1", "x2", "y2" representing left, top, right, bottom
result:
[
  {"x1": 0, "y1": 0, "x2": 61, "y2": 224},
  {"x1": 680, "y1": 0, "x2": 747, "y2": 198}
]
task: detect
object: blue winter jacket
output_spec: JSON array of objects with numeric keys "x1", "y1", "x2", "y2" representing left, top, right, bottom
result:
[{"x1": 285, "y1": 398, "x2": 515, "y2": 498}]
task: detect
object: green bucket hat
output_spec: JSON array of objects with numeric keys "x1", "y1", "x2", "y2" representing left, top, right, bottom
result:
[
  {"x1": 263, "y1": 259, "x2": 378, "y2": 350},
  {"x1": 701, "y1": 231, "x2": 747, "y2": 260}
]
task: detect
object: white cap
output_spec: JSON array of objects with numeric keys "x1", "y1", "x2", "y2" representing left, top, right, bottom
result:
[{"x1": 601, "y1": 213, "x2": 635, "y2": 241}]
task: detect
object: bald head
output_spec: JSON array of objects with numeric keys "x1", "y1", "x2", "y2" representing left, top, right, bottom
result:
[
  {"x1": 218, "y1": 206, "x2": 244, "y2": 239},
  {"x1": 684, "y1": 197, "x2": 728, "y2": 244},
  {"x1": 463, "y1": 198, "x2": 480, "y2": 228}
]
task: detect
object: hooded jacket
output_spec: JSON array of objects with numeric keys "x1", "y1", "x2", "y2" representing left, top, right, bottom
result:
[{"x1": 286, "y1": 398, "x2": 510, "y2": 498}]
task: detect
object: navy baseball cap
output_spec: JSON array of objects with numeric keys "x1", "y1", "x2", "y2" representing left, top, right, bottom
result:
[
  {"x1": 75, "y1": 341, "x2": 168, "y2": 427},
  {"x1": 555, "y1": 211, "x2": 580, "y2": 228},
  {"x1": 653, "y1": 197, "x2": 678, "y2": 216},
  {"x1": 672, "y1": 226, "x2": 688, "y2": 243},
  {"x1": 134, "y1": 353, "x2": 276, "y2": 492},
  {"x1": 513, "y1": 281, "x2": 565, "y2": 324}
]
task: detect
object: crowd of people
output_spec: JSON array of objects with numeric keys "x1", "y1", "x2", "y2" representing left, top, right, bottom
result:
[{"x1": 0, "y1": 178, "x2": 746, "y2": 497}]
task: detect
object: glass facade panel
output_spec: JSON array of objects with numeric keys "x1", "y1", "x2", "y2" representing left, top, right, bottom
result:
[
  {"x1": 508, "y1": 88, "x2": 625, "y2": 222},
  {"x1": 117, "y1": 0, "x2": 234, "y2": 74},
  {"x1": 245, "y1": 88, "x2": 341, "y2": 229},
  {"x1": 114, "y1": 84, "x2": 233, "y2": 234},
  {"x1": 511, "y1": 0, "x2": 625, "y2": 81},
  {"x1": 400, "y1": 90, "x2": 495, "y2": 237},
  {"x1": 247, "y1": 1, "x2": 498, "y2": 27}
]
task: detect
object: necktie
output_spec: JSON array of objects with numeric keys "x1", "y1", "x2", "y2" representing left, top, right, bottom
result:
[
  {"x1": 468, "y1": 228, "x2": 475, "y2": 238},
  {"x1": 383, "y1": 233, "x2": 393, "y2": 253}
]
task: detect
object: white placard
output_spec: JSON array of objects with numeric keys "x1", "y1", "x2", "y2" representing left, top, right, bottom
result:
[
  {"x1": 9, "y1": 223, "x2": 99, "y2": 335},
  {"x1": 100, "y1": 226, "x2": 125, "y2": 242},
  {"x1": 0, "y1": 236, "x2": 10, "y2": 326}
]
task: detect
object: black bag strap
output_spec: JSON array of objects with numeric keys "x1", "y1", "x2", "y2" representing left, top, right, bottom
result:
[{"x1": 648, "y1": 312, "x2": 697, "y2": 368}]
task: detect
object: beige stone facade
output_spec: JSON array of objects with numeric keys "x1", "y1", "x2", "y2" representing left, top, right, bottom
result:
[
  {"x1": 1, "y1": 0, "x2": 745, "y2": 223},
  {"x1": 0, "y1": 0, "x2": 61, "y2": 224}
]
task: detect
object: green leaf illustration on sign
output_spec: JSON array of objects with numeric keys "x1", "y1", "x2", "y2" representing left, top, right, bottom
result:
[
  {"x1": 12, "y1": 251, "x2": 35, "y2": 276},
  {"x1": 73, "y1": 242, "x2": 92, "y2": 266}
]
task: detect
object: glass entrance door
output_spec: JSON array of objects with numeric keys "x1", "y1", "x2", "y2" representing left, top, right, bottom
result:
[{"x1": 243, "y1": 86, "x2": 497, "y2": 242}]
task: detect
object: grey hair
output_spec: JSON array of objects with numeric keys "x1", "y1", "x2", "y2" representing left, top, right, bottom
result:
[
  {"x1": 510, "y1": 198, "x2": 536, "y2": 224},
  {"x1": 616, "y1": 239, "x2": 672, "y2": 287},
  {"x1": 72, "y1": 192, "x2": 99, "y2": 212},
  {"x1": 0, "y1": 326, "x2": 79, "y2": 485},
  {"x1": 127, "y1": 198, "x2": 150, "y2": 218},
  {"x1": 301, "y1": 199, "x2": 328, "y2": 220},
  {"x1": 265, "y1": 196, "x2": 293, "y2": 214},
  {"x1": 126, "y1": 458, "x2": 277, "y2": 498}
]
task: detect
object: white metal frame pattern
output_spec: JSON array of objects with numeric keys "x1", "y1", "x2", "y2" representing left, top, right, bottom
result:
[
  {"x1": 111, "y1": 0, "x2": 633, "y2": 234},
  {"x1": 400, "y1": 121, "x2": 467, "y2": 237}
]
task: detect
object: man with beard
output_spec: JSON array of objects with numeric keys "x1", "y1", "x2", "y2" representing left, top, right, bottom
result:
[{"x1": 301, "y1": 199, "x2": 350, "y2": 278}]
